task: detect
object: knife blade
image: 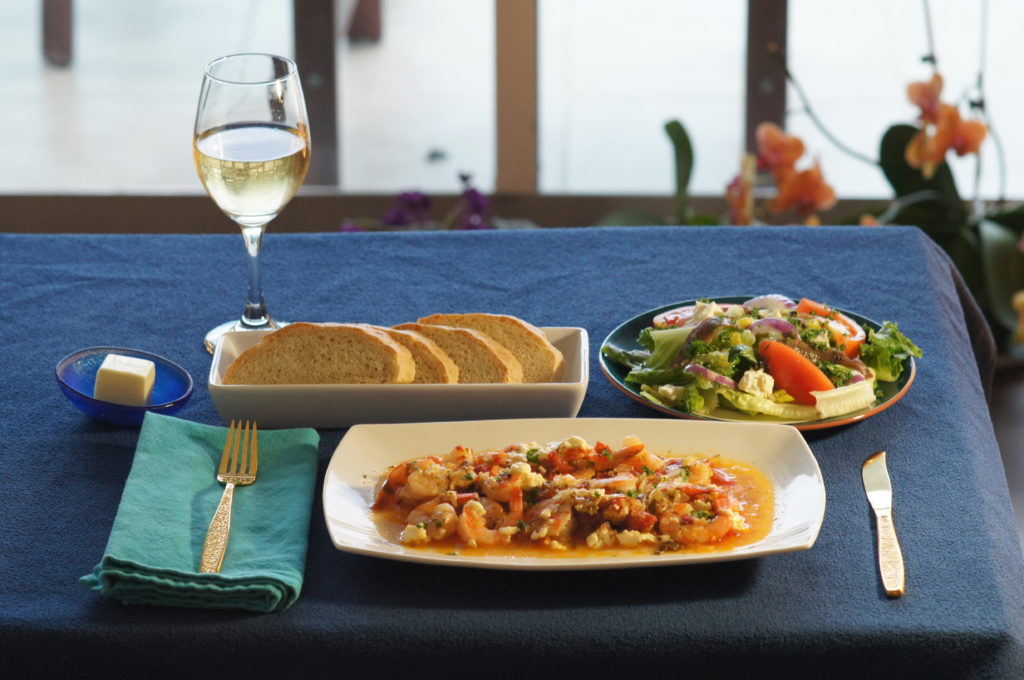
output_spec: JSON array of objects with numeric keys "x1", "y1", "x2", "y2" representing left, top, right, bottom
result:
[{"x1": 862, "y1": 450, "x2": 905, "y2": 597}]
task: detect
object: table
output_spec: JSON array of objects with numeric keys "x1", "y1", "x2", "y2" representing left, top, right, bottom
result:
[{"x1": 2, "y1": 226, "x2": 1022, "y2": 678}]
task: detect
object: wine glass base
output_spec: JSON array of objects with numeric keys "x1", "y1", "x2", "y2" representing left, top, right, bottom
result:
[{"x1": 203, "y1": 318, "x2": 288, "y2": 354}]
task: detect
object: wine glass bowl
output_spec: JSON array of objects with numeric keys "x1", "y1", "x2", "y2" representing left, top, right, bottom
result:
[{"x1": 194, "y1": 53, "x2": 310, "y2": 353}]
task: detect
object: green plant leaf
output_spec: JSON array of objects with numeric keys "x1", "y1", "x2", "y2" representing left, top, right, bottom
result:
[
  {"x1": 686, "y1": 213, "x2": 722, "y2": 226},
  {"x1": 595, "y1": 209, "x2": 666, "y2": 227},
  {"x1": 665, "y1": 119, "x2": 694, "y2": 225},
  {"x1": 879, "y1": 124, "x2": 965, "y2": 219},
  {"x1": 978, "y1": 219, "x2": 1024, "y2": 331}
]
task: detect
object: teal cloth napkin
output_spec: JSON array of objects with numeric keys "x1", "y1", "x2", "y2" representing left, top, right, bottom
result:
[{"x1": 81, "y1": 412, "x2": 320, "y2": 613}]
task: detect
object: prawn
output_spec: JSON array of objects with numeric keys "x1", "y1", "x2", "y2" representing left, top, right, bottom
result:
[
  {"x1": 479, "y1": 462, "x2": 540, "y2": 503},
  {"x1": 372, "y1": 462, "x2": 409, "y2": 510},
  {"x1": 590, "y1": 443, "x2": 644, "y2": 472},
  {"x1": 400, "y1": 492, "x2": 479, "y2": 545},
  {"x1": 524, "y1": 493, "x2": 574, "y2": 545},
  {"x1": 659, "y1": 511, "x2": 733, "y2": 545},
  {"x1": 401, "y1": 457, "x2": 450, "y2": 502},
  {"x1": 456, "y1": 487, "x2": 524, "y2": 548}
]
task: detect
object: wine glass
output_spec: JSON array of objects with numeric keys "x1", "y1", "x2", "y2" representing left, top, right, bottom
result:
[{"x1": 193, "y1": 53, "x2": 311, "y2": 353}]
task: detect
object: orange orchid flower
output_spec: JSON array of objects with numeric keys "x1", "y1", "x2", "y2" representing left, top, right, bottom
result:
[
  {"x1": 725, "y1": 153, "x2": 756, "y2": 225},
  {"x1": 769, "y1": 161, "x2": 836, "y2": 218},
  {"x1": 906, "y1": 103, "x2": 987, "y2": 178},
  {"x1": 756, "y1": 122, "x2": 804, "y2": 182},
  {"x1": 907, "y1": 73, "x2": 943, "y2": 124}
]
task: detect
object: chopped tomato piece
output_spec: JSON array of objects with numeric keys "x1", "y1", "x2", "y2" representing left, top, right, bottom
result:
[
  {"x1": 758, "y1": 339, "x2": 834, "y2": 405},
  {"x1": 627, "y1": 511, "x2": 658, "y2": 532},
  {"x1": 547, "y1": 449, "x2": 575, "y2": 474}
]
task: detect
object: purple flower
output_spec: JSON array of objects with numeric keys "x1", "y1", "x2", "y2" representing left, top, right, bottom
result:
[
  {"x1": 378, "y1": 191, "x2": 432, "y2": 228},
  {"x1": 457, "y1": 173, "x2": 493, "y2": 230}
]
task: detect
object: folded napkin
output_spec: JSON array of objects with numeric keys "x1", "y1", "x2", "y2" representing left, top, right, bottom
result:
[{"x1": 81, "y1": 412, "x2": 320, "y2": 613}]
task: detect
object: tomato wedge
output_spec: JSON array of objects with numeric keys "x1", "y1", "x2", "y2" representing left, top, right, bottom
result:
[
  {"x1": 795, "y1": 298, "x2": 866, "y2": 357},
  {"x1": 758, "y1": 339, "x2": 834, "y2": 405}
]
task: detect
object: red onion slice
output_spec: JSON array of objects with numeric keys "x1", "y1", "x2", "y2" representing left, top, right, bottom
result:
[
  {"x1": 684, "y1": 363, "x2": 737, "y2": 389},
  {"x1": 743, "y1": 294, "x2": 797, "y2": 311}
]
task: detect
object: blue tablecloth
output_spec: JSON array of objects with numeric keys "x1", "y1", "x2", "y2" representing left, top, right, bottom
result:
[{"x1": 2, "y1": 226, "x2": 1022, "y2": 678}]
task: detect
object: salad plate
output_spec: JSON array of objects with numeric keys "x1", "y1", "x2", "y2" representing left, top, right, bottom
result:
[
  {"x1": 599, "y1": 296, "x2": 917, "y2": 431},
  {"x1": 322, "y1": 418, "x2": 825, "y2": 570}
]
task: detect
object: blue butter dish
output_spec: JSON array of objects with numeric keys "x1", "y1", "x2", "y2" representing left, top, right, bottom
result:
[{"x1": 56, "y1": 346, "x2": 194, "y2": 427}]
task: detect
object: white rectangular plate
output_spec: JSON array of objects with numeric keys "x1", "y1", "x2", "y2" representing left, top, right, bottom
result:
[
  {"x1": 209, "y1": 327, "x2": 588, "y2": 429},
  {"x1": 323, "y1": 418, "x2": 826, "y2": 570}
]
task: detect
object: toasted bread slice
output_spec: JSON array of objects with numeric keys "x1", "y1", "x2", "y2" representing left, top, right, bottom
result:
[
  {"x1": 417, "y1": 313, "x2": 564, "y2": 382},
  {"x1": 374, "y1": 326, "x2": 460, "y2": 384},
  {"x1": 223, "y1": 322, "x2": 416, "y2": 385},
  {"x1": 393, "y1": 323, "x2": 523, "y2": 384}
]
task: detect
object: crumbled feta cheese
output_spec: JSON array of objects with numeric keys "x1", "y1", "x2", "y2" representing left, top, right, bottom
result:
[
  {"x1": 558, "y1": 435, "x2": 589, "y2": 453},
  {"x1": 616, "y1": 530, "x2": 658, "y2": 547},
  {"x1": 738, "y1": 368, "x2": 775, "y2": 399},
  {"x1": 399, "y1": 524, "x2": 428, "y2": 545},
  {"x1": 691, "y1": 300, "x2": 722, "y2": 323},
  {"x1": 586, "y1": 522, "x2": 617, "y2": 549},
  {"x1": 549, "y1": 474, "x2": 579, "y2": 489},
  {"x1": 657, "y1": 384, "x2": 686, "y2": 402},
  {"x1": 509, "y1": 462, "x2": 545, "y2": 489}
]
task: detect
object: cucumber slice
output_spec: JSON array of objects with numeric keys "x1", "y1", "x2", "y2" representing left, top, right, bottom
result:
[{"x1": 810, "y1": 378, "x2": 877, "y2": 419}]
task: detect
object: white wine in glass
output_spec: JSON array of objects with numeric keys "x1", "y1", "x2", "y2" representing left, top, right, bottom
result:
[{"x1": 193, "y1": 53, "x2": 310, "y2": 353}]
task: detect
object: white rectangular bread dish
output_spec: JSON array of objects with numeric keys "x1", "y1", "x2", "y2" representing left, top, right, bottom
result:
[
  {"x1": 322, "y1": 418, "x2": 825, "y2": 570},
  {"x1": 209, "y1": 327, "x2": 588, "y2": 429}
]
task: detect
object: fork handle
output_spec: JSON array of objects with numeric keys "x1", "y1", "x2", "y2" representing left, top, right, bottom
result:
[{"x1": 199, "y1": 482, "x2": 236, "y2": 573}]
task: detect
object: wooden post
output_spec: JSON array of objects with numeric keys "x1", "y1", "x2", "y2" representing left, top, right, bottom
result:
[
  {"x1": 495, "y1": 0, "x2": 538, "y2": 194},
  {"x1": 293, "y1": 0, "x2": 340, "y2": 186},
  {"x1": 745, "y1": 0, "x2": 788, "y2": 151},
  {"x1": 43, "y1": 0, "x2": 73, "y2": 66}
]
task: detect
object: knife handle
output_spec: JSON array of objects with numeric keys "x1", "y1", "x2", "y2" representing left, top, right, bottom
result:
[{"x1": 875, "y1": 509, "x2": 905, "y2": 597}]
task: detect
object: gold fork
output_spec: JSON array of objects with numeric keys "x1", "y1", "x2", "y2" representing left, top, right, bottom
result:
[{"x1": 199, "y1": 420, "x2": 259, "y2": 573}]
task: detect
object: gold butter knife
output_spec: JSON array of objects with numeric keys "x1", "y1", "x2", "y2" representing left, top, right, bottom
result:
[{"x1": 862, "y1": 450, "x2": 905, "y2": 597}]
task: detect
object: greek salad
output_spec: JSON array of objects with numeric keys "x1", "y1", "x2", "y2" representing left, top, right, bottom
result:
[{"x1": 601, "y1": 294, "x2": 922, "y2": 422}]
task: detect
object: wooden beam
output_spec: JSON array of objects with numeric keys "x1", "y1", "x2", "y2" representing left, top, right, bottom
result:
[
  {"x1": 293, "y1": 0, "x2": 339, "y2": 185},
  {"x1": 745, "y1": 0, "x2": 788, "y2": 151},
  {"x1": 0, "y1": 192, "x2": 888, "y2": 233},
  {"x1": 495, "y1": 0, "x2": 538, "y2": 193}
]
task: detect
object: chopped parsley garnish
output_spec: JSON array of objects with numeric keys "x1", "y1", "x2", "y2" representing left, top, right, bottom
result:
[
  {"x1": 691, "y1": 510, "x2": 712, "y2": 520},
  {"x1": 526, "y1": 449, "x2": 540, "y2": 464}
]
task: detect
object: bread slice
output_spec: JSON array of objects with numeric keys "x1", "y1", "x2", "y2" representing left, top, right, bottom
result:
[
  {"x1": 393, "y1": 323, "x2": 523, "y2": 384},
  {"x1": 374, "y1": 326, "x2": 460, "y2": 384},
  {"x1": 223, "y1": 322, "x2": 416, "y2": 385},
  {"x1": 417, "y1": 313, "x2": 564, "y2": 383}
]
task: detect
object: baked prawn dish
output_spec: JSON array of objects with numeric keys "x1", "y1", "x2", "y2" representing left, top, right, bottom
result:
[{"x1": 371, "y1": 435, "x2": 773, "y2": 555}]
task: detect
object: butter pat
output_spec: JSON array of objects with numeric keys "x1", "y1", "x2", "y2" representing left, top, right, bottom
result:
[{"x1": 94, "y1": 353, "x2": 156, "y2": 406}]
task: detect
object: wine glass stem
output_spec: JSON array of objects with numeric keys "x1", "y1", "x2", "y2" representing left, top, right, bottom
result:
[{"x1": 240, "y1": 224, "x2": 269, "y2": 328}]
